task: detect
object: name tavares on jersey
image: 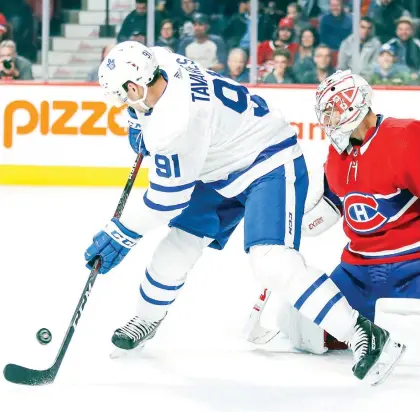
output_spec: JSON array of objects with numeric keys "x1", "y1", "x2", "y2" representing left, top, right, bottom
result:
[{"x1": 176, "y1": 57, "x2": 210, "y2": 103}]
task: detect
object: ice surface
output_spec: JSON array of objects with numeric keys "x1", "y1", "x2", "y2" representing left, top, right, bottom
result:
[{"x1": 0, "y1": 186, "x2": 418, "y2": 412}]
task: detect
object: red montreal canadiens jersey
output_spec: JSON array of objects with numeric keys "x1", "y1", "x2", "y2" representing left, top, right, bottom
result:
[{"x1": 325, "y1": 116, "x2": 420, "y2": 265}]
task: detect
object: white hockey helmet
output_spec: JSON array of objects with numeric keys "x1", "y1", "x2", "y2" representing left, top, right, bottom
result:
[
  {"x1": 315, "y1": 70, "x2": 373, "y2": 154},
  {"x1": 98, "y1": 41, "x2": 159, "y2": 111}
]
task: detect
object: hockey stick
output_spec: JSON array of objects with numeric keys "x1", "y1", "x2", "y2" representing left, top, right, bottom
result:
[
  {"x1": 243, "y1": 288, "x2": 280, "y2": 345},
  {"x1": 3, "y1": 153, "x2": 144, "y2": 386}
]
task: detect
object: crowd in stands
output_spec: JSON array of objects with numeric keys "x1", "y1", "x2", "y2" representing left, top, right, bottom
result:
[
  {"x1": 1, "y1": 0, "x2": 420, "y2": 85},
  {"x1": 0, "y1": 0, "x2": 35, "y2": 80},
  {"x1": 104, "y1": 0, "x2": 420, "y2": 85}
]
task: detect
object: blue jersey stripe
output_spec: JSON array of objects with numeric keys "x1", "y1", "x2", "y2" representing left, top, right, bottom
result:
[
  {"x1": 314, "y1": 292, "x2": 343, "y2": 325},
  {"x1": 145, "y1": 270, "x2": 184, "y2": 290},
  {"x1": 206, "y1": 136, "x2": 297, "y2": 191},
  {"x1": 140, "y1": 286, "x2": 175, "y2": 305},
  {"x1": 150, "y1": 181, "x2": 196, "y2": 193},
  {"x1": 143, "y1": 192, "x2": 190, "y2": 212},
  {"x1": 346, "y1": 243, "x2": 420, "y2": 259},
  {"x1": 294, "y1": 273, "x2": 329, "y2": 310}
]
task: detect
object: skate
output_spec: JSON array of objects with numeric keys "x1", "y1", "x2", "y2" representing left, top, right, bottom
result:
[
  {"x1": 349, "y1": 315, "x2": 406, "y2": 385},
  {"x1": 112, "y1": 316, "x2": 164, "y2": 350}
]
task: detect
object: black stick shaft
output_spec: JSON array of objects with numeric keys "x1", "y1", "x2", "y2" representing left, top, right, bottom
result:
[
  {"x1": 3, "y1": 154, "x2": 144, "y2": 385},
  {"x1": 53, "y1": 153, "x2": 144, "y2": 371}
]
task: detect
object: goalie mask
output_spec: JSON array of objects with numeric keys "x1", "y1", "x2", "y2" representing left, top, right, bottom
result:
[{"x1": 315, "y1": 70, "x2": 373, "y2": 154}]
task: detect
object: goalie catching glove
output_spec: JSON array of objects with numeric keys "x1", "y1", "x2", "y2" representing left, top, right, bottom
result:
[{"x1": 85, "y1": 218, "x2": 142, "y2": 274}]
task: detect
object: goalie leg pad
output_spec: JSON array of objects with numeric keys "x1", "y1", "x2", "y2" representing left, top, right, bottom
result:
[
  {"x1": 375, "y1": 298, "x2": 420, "y2": 363},
  {"x1": 137, "y1": 228, "x2": 212, "y2": 320},
  {"x1": 249, "y1": 245, "x2": 357, "y2": 341}
]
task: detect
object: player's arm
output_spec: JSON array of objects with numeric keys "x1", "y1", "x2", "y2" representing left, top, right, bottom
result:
[
  {"x1": 119, "y1": 142, "x2": 206, "y2": 235},
  {"x1": 84, "y1": 128, "x2": 207, "y2": 274},
  {"x1": 301, "y1": 168, "x2": 341, "y2": 237},
  {"x1": 396, "y1": 121, "x2": 420, "y2": 197}
]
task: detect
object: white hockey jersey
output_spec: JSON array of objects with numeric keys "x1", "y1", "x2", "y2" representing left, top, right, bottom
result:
[{"x1": 120, "y1": 47, "x2": 302, "y2": 235}]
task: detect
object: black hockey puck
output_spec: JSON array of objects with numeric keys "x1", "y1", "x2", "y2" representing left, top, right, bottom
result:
[{"x1": 36, "y1": 328, "x2": 52, "y2": 345}]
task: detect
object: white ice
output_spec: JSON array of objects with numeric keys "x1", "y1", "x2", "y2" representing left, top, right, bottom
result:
[{"x1": 0, "y1": 186, "x2": 419, "y2": 412}]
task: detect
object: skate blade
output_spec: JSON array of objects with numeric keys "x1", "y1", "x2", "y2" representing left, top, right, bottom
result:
[
  {"x1": 246, "y1": 325, "x2": 280, "y2": 345},
  {"x1": 367, "y1": 339, "x2": 406, "y2": 386},
  {"x1": 109, "y1": 344, "x2": 145, "y2": 359}
]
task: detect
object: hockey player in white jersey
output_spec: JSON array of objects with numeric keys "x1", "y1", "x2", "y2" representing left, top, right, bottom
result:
[{"x1": 84, "y1": 41, "x2": 403, "y2": 383}]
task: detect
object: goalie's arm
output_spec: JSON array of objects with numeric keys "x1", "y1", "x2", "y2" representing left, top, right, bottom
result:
[{"x1": 302, "y1": 173, "x2": 342, "y2": 237}]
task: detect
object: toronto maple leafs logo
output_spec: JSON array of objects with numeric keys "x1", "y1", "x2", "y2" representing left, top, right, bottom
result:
[{"x1": 106, "y1": 58, "x2": 116, "y2": 70}]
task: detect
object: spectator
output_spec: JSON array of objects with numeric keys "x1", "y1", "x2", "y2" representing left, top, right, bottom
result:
[
  {"x1": 297, "y1": 44, "x2": 334, "y2": 83},
  {"x1": 174, "y1": 0, "x2": 197, "y2": 38},
  {"x1": 369, "y1": 0, "x2": 410, "y2": 44},
  {"x1": 222, "y1": 48, "x2": 249, "y2": 83},
  {"x1": 87, "y1": 43, "x2": 115, "y2": 82},
  {"x1": 265, "y1": 1, "x2": 286, "y2": 30},
  {"x1": 337, "y1": 16, "x2": 381, "y2": 78},
  {"x1": 292, "y1": 26, "x2": 318, "y2": 78},
  {"x1": 319, "y1": 0, "x2": 352, "y2": 51},
  {"x1": 298, "y1": 0, "x2": 330, "y2": 18},
  {"x1": 177, "y1": 13, "x2": 227, "y2": 72},
  {"x1": 223, "y1": 0, "x2": 274, "y2": 51},
  {"x1": 263, "y1": 49, "x2": 296, "y2": 84},
  {"x1": 0, "y1": 13, "x2": 12, "y2": 43},
  {"x1": 117, "y1": 0, "x2": 164, "y2": 43},
  {"x1": 369, "y1": 43, "x2": 413, "y2": 85},
  {"x1": 0, "y1": 40, "x2": 33, "y2": 80},
  {"x1": 257, "y1": 17, "x2": 299, "y2": 75},
  {"x1": 0, "y1": 0, "x2": 35, "y2": 60},
  {"x1": 130, "y1": 30, "x2": 147, "y2": 45},
  {"x1": 385, "y1": 17, "x2": 420, "y2": 73},
  {"x1": 156, "y1": 19, "x2": 178, "y2": 52},
  {"x1": 286, "y1": 2, "x2": 309, "y2": 37}
]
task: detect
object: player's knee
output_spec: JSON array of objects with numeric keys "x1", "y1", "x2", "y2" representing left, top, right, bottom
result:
[
  {"x1": 149, "y1": 228, "x2": 211, "y2": 281},
  {"x1": 249, "y1": 245, "x2": 306, "y2": 292}
]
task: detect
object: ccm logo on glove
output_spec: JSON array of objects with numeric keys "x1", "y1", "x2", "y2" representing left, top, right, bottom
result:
[
  {"x1": 84, "y1": 218, "x2": 142, "y2": 274},
  {"x1": 109, "y1": 230, "x2": 138, "y2": 248}
]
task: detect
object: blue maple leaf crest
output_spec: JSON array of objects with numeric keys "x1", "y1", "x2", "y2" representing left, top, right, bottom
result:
[{"x1": 107, "y1": 58, "x2": 116, "y2": 70}]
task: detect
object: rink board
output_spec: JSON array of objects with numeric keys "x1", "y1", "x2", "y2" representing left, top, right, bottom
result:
[{"x1": 1, "y1": 82, "x2": 420, "y2": 186}]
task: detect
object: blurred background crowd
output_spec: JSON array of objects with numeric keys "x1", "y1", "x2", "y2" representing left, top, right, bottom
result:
[{"x1": 1, "y1": 0, "x2": 420, "y2": 85}]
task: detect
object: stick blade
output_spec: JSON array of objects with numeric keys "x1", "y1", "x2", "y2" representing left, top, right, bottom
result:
[{"x1": 3, "y1": 363, "x2": 56, "y2": 386}]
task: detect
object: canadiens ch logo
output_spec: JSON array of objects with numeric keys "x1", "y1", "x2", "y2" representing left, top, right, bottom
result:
[{"x1": 343, "y1": 193, "x2": 388, "y2": 233}]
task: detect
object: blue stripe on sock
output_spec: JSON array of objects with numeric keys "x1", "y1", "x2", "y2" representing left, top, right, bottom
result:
[
  {"x1": 140, "y1": 286, "x2": 176, "y2": 306},
  {"x1": 294, "y1": 274, "x2": 329, "y2": 310},
  {"x1": 145, "y1": 270, "x2": 184, "y2": 291},
  {"x1": 314, "y1": 292, "x2": 343, "y2": 325}
]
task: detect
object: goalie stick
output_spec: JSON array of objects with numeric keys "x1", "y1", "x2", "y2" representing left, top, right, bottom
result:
[{"x1": 3, "y1": 153, "x2": 144, "y2": 386}]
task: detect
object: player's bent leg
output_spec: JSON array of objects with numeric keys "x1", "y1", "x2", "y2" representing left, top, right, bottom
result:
[
  {"x1": 275, "y1": 262, "x2": 371, "y2": 354},
  {"x1": 249, "y1": 245, "x2": 357, "y2": 342},
  {"x1": 249, "y1": 245, "x2": 406, "y2": 384},
  {"x1": 137, "y1": 228, "x2": 212, "y2": 320},
  {"x1": 112, "y1": 228, "x2": 212, "y2": 351}
]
